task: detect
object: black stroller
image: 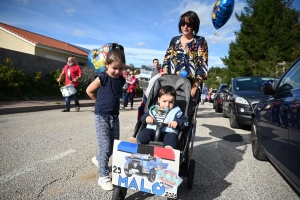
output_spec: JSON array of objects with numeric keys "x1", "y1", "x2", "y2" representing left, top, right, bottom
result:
[{"x1": 112, "y1": 75, "x2": 199, "y2": 199}]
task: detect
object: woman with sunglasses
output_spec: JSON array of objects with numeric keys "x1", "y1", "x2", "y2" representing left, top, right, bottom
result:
[{"x1": 162, "y1": 10, "x2": 208, "y2": 82}]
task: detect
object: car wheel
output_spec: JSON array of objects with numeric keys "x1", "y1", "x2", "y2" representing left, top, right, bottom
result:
[
  {"x1": 229, "y1": 109, "x2": 240, "y2": 128},
  {"x1": 251, "y1": 119, "x2": 267, "y2": 161},
  {"x1": 222, "y1": 106, "x2": 228, "y2": 118},
  {"x1": 215, "y1": 104, "x2": 220, "y2": 113},
  {"x1": 124, "y1": 171, "x2": 132, "y2": 177},
  {"x1": 147, "y1": 168, "x2": 156, "y2": 183},
  {"x1": 112, "y1": 186, "x2": 127, "y2": 200}
]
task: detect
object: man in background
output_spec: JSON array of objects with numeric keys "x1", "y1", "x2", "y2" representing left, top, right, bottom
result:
[
  {"x1": 152, "y1": 58, "x2": 162, "y2": 75},
  {"x1": 57, "y1": 56, "x2": 82, "y2": 112},
  {"x1": 200, "y1": 83, "x2": 208, "y2": 105}
]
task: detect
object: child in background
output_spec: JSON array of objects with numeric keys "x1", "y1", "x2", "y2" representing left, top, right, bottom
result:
[
  {"x1": 129, "y1": 85, "x2": 189, "y2": 149},
  {"x1": 86, "y1": 43, "x2": 126, "y2": 191}
]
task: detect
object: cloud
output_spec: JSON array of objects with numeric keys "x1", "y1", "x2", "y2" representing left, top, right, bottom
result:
[
  {"x1": 135, "y1": 42, "x2": 146, "y2": 47},
  {"x1": 17, "y1": 0, "x2": 29, "y2": 4},
  {"x1": 65, "y1": 8, "x2": 76, "y2": 16},
  {"x1": 73, "y1": 29, "x2": 85, "y2": 35}
]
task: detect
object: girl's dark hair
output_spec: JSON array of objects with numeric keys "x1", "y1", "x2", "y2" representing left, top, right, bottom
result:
[
  {"x1": 106, "y1": 43, "x2": 126, "y2": 65},
  {"x1": 178, "y1": 11, "x2": 200, "y2": 35},
  {"x1": 158, "y1": 85, "x2": 177, "y2": 100}
]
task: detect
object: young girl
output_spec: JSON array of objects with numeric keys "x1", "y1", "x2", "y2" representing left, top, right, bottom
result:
[{"x1": 86, "y1": 43, "x2": 126, "y2": 191}]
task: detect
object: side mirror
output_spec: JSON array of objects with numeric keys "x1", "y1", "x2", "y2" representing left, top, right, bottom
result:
[
  {"x1": 261, "y1": 80, "x2": 275, "y2": 95},
  {"x1": 222, "y1": 88, "x2": 229, "y2": 93}
]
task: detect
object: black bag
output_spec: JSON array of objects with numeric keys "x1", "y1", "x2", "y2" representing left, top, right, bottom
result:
[{"x1": 123, "y1": 84, "x2": 129, "y2": 91}]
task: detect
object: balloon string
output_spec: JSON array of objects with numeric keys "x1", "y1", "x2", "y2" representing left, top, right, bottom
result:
[{"x1": 209, "y1": 29, "x2": 219, "y2": 45}]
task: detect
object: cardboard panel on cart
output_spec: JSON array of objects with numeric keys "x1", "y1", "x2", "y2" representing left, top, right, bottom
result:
[{"x1": 112, "y1": 140, "x2": 182, "y2": 199}]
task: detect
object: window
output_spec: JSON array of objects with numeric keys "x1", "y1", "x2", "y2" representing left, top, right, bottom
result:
[
  {"x1": 78, "y1": 62, "x2": 86, "y2": 66},
  {"x1": 278, "y1": 59, "x2": 300, "y2": 93}
]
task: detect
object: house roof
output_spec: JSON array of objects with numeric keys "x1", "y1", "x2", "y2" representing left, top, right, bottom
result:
[{"x1": 0, "y1": 22, "x2": 88, "y2": 57}]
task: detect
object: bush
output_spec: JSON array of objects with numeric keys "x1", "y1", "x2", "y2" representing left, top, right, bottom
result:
[
  {"x1": 0, "y1": 58, "x2": 142, "y2": 100},
  {"x1": 0, "y1": 58, "x2": 71, "y2": 100}
]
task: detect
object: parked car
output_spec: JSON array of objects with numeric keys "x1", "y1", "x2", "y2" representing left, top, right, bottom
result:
[
  {"x1": 209, "y1": 89, "x2": 217, "y2": 103},
  {"x1": 138, "y1": 66, "x2": 158, "y2": 90},
  {"x1": 213, "y1": 84, "x2": 227, "y2": 112},
  {"x1": 251, "y1": 57, "x2": 300, "y2": 194},
  {"x1": 222, "y1": 76, "x2": 279, "y2": 128}
]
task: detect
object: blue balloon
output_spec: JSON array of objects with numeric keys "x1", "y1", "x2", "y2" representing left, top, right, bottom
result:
[
  {"x1": 179, "y1": 70, "x2": 188, "y2": 77},
  {"x1": 212, "y1": 0, "x2": 235, "y2": 30},
  {"x1": 88, "y1": 43, "x2": 112, "y2": 73}
]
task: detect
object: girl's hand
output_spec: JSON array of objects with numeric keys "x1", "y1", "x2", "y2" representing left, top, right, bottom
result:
[
  {"x1": 146, "y1": 116, "x2": 155, "y2": 124},
  {"x1": 168, "y1": 121, "x2": 178, "y2": 129}
]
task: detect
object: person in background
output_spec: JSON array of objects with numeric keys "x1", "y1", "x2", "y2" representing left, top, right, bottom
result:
[
  {"x1": 153, "y1": 58, "x2": 162, "y2": 74},
  {"x1": 86, "y1": 43, "x2": 126, "y2": 191},
  {"x1": 122, "y1": 70, "x2": 137, "y2": 109},
  {"x1": 161, "y1": 10, "x2": 208, "y2": 82},
  {"x1": 121, "y1": 69, "x2": 128, "y2": 105},
  {"x1": 200, "y1": 83, "x2": 208, "y2": 105},
  {"x1": 191, "y1": 78, "x2": 201, "y2": 105},
  {"x1": 57, "y1": 56, "x2": 82, "y2": 112}
]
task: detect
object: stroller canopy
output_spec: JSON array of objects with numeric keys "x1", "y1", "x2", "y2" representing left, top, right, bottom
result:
[{"x1": 145, "y1": 75, "x2": 191, "y2": 116}]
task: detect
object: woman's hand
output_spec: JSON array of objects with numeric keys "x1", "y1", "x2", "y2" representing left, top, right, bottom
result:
[{"x1": 159, "y1": 71, "x2": 168, "y2": 76}]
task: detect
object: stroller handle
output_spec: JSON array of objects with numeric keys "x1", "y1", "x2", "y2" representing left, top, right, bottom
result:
[{"x1": 153, "y1": 122, "x2": 169, "y2": 142}]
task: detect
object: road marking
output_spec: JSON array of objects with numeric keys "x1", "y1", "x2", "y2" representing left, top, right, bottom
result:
[{"x1": 0, "y1": 149, "x2": 76, "y2": 184}]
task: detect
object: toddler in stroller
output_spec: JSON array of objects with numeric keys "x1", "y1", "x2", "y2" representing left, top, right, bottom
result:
[
  {"x1": 112, "y1": 75, "x2": 198, "y2": 199},
  {"x1": 129, "y1": 85, "x2": 189, "y2": 149}
]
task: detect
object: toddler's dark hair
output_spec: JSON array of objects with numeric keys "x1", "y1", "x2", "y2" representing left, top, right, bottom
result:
[
  {"x1": 106, "y1": 43, "x2": 126, "y2": 65},
  {"x1": 158, "y1": 85, "x2": 176, "y2": 100}
]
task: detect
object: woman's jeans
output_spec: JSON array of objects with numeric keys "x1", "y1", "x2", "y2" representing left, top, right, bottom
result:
[
  {"x1": 123, "y1": 90, "x2": 135, "y2": 108},
  {"x1": 65, "y1": 86, "x2": 80, "y2": 110}
]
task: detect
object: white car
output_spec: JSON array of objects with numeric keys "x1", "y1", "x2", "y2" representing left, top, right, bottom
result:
[
  {"x1": 138, "y1": 66, "x2": 158, "y2": 90},
  {"x1": 210, "y1": 89, "x2": 217, "y2": 102}
]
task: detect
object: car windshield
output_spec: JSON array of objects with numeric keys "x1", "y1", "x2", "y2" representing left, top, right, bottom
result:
[{"x1": 234, "y1": 77, "x2": 279, "y2": 91}]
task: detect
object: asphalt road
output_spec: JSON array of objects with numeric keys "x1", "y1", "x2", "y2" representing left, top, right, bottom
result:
[{"x1": 0, "y1": 102, "x2": 299, "y2": 200}]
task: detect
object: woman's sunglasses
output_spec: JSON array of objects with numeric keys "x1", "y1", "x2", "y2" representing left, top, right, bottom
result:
[{"x1": 180, "y1": 21, "x2": 193, "y2": 28}]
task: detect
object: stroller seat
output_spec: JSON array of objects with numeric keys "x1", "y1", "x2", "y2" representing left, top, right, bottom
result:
[{"x1": 133, "y1": 75, "x2": 198, "y2": 186}]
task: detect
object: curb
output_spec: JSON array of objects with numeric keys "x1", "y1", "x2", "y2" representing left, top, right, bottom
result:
[
  {"x1": 0, "y1": 98, "x2": 142, "y2": 115},
  {"x1": 0, "y1": 103, "x2": 96, "y2": 115}
]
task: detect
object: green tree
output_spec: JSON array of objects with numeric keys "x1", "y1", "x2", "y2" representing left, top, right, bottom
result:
[{"x1": 221, "y1": 0, "x2": 300, "y2": 79}]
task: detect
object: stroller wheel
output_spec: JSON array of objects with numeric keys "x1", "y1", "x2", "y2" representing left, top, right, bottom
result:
[
  {"x1": 187, "y1": 159, "x2": 195, "y2": 190},
  {"x1": 112, "y1": 186, "x2": 127, "y2": 200}
]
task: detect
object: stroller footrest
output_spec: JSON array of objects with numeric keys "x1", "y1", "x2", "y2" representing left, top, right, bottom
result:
[{"x1": 149, "y1": 141, "x2": 164, "y2": 147}]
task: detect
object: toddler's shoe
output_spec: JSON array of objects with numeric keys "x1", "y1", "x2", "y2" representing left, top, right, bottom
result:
[
  {"x1": 128, "y1": 137, "x2": 137, "y2": 143},
  {"x1": 92, "y1": 156, "x2": 98, "y2": 167},
  {"x1": 98, "y1": 176, "x2": 113, "y2": 190}
]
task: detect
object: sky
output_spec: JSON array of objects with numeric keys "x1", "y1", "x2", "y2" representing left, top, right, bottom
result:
[{"x1": 0, "y1": 0, "x2": 300, "y2": 69}]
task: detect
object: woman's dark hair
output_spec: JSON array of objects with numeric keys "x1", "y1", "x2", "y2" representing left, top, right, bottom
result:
[
  {"x1": 106, "y1": 43, "x2": 126, "y2": 65},
  {"x1": 178, "y1": 11, "x2": 200, "y2": 35},
  {"x1": 158, "y1": 85, "x2": 177, "y2": 100}
]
